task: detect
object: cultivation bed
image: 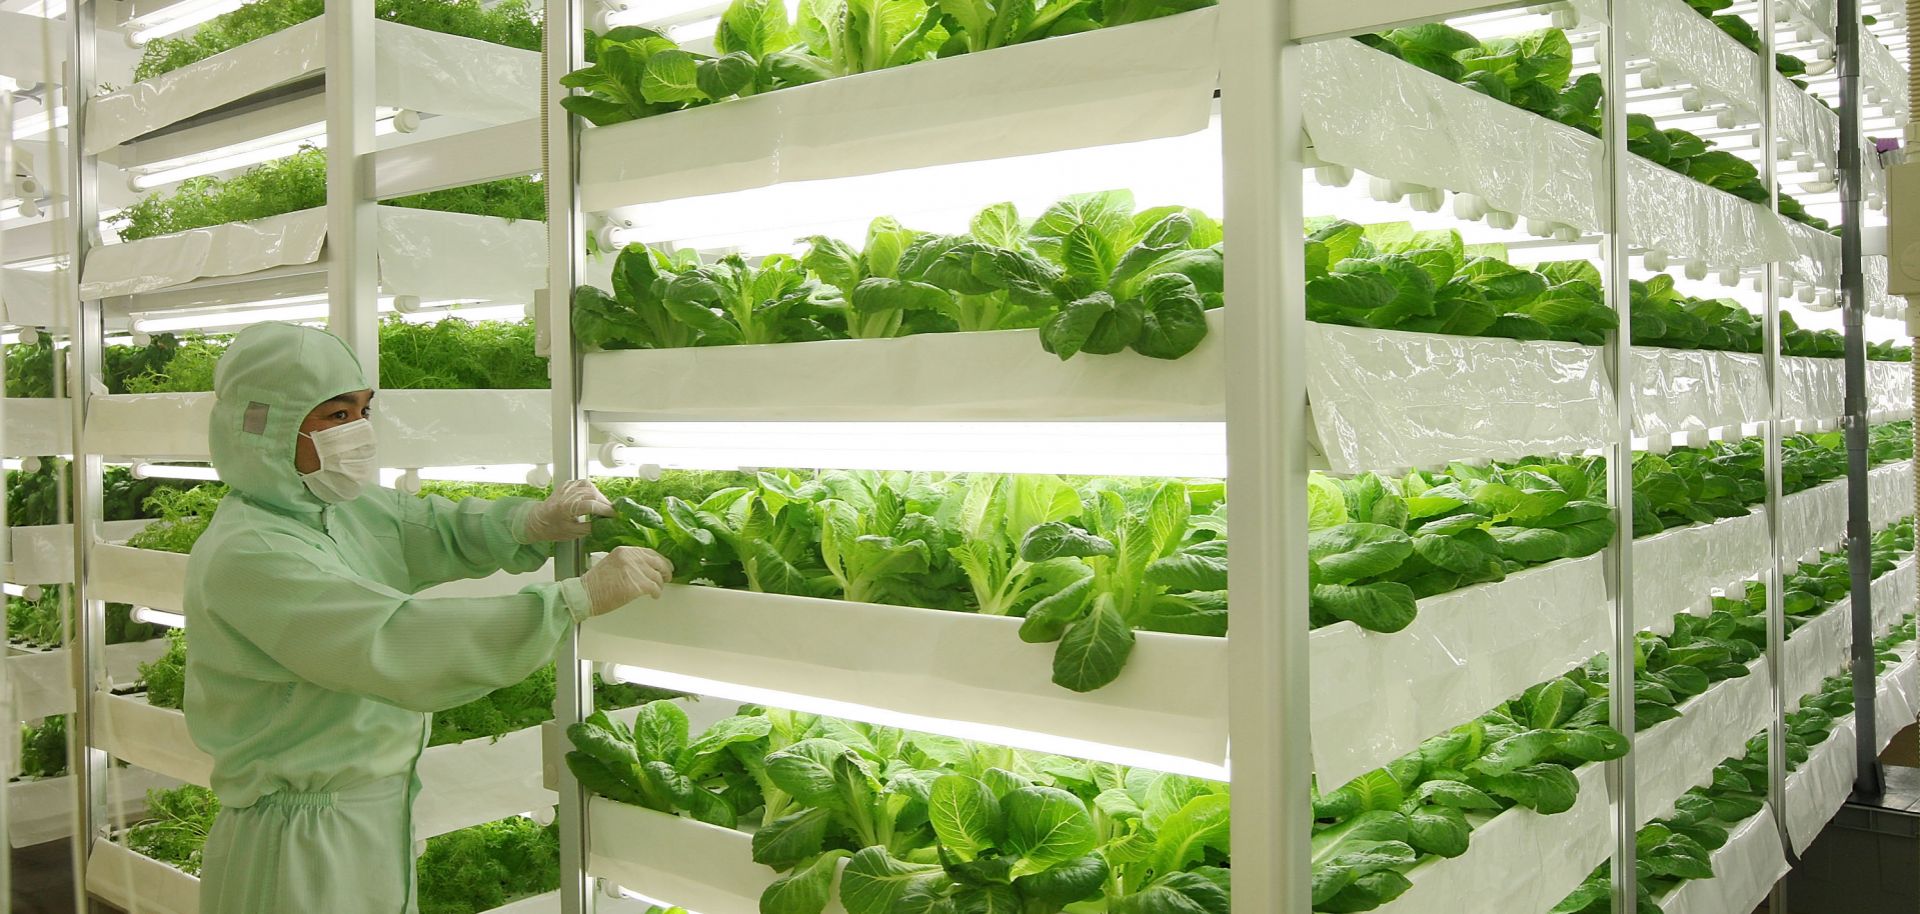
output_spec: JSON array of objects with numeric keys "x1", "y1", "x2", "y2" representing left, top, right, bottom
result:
[
  {"x1": 1633, "y1": 511, "x2": 1769, "y2": 635},
  {"x1": 1372, "y1": 762, "x2": 1612, "y2": 914},
  {"x1": 10, "y1": 767, "x2": 179, "y2": 849},
  {"x1": 1784, "y1": 555, "x2": 1919, "y2": 704},
  {"x1": 1634, "y1": 658, "x2": 1775, "y2": 829},
  {"x1": 85, "y1": 18, "x2": 538, "y2": 155},
  {"x1": 9, "y1": 520, "x2": 150, "y2": 585},
  {"x1": 9, "y1": 637, "x2": 168, "y2": 721},
  {"x1": 0, "y1": 398, "x2": 70, "y2": 457},
  {"x1": 587, "y1": 798, "x2": 848, "y2": 914},
  {"x1": 575, "y1": 8, "x2": 1218, "y2": 211},
  {"x1": 90, "y1": 543, "x2": 189, "y2": 612},
  {"x1": 1775, "y1": 461, "x2": 1915, "y2": 564},
  {"x1": 1619, "y1": 0, "x2": 1761, "y2": 121},
  {"x1": 83, "y1": 388, "x2": 551, "y2": 468},
  {"x1": 0, "y1": 10, "x2": 62, "y2": 84},
  {"x1": 1783, "y1": 207, "x2": 1844, "y2": 292},
  {"x1": 579, "y1": 583, "x2": 1229, "y2": 776},
  {"x1": 82, "y1": 207, "x2": 545, "y2": 304},
  {"x1": 1301, "y1": 39, "x2": 1797, "y2": 271},
  {"x1": 1309, "y1": 555, "x2": 1609, "y2": 787},
  {"x1": 1784, "y1": 646, "x2": 1920, "y2": 853},
  {"x1": 1632, "y1": 348, "x2": 1766, "y2": 440},
  {"x1": 1657, "y1": 808, "x2": 1789, "y2": 914}
]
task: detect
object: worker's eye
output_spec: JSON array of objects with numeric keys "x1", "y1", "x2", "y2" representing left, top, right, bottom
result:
[{"x1": 330, "y1": 410, "x2": 351, "y2": 421}]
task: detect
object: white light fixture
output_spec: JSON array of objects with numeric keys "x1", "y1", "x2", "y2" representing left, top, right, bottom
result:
[
  {"x1": 12, "y1": 106, "x2": 68, "y2": 141},
  {"x1": 132, "y1": 300, "x2": 330, "y2": 332},
  {"x1": 607, "y1": 663, "x2": 1230, "y2": 781},
  {"x1": 2, "y1": 582, "x2": 29, "y2": 598},
  {"x1": 599, "y1": 422, "x2": 1229, "y2": 478},
  {"x1": 126, "y1": 114, "x2": 399, "y2": 189},
  {"x1": 126, "y1": 0, "x2": 249, "y2": 45},
  {"x1": 132, "y1": 462, "x2": 221, "y2": 482},
  {"x1": 2, "y1": 458, "x2": 24, "y2": 471},
  {"x1": 131, "y1": 606, "x2": 186, "y2": 628},
  {"x1": 415, "y1": 464, "x2": 552, "y2": 485}
]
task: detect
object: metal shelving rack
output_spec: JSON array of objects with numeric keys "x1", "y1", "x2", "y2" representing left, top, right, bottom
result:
[{"x1": 2, "y1": 0, "x2": 1910, "y2": 911}]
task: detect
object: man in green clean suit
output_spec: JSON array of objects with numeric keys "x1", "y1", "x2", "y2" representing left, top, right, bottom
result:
[{"x1": 184, "y1": 321, "x2": 670, "y2": 912}]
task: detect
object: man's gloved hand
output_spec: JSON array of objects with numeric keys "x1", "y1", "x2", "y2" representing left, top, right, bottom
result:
[
  {"x1": 579, "y1": 546, "x2": 674, "y2": 615},
  {"x1": 519, "y1": 479, "x2": 615, "y2": 544}
]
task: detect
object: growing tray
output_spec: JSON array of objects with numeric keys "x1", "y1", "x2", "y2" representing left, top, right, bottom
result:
[
  {"x1": 575, "y1": 9, "x2": 1219, "y2": 212},
  {"x1": 1, "y1": 397, "x2": 70, "y2": 457}
]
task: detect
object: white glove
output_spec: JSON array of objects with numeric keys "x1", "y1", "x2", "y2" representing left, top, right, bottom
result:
[
  {"x1": 519, "y1": 479, "x2": 615, "y2": 544},
  {"x1": 579, "y1": 546, "x2": 674, "y2": 616}
]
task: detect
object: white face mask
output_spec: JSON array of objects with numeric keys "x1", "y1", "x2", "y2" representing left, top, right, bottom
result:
[{"x1": 300, "y1": 418, "x2": 378, "y2": 504}]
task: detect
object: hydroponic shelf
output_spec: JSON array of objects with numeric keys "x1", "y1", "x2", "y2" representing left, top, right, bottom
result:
[
  {"x1": 9, "y1": 638, "x2": 167, "y2": 721},
  {"x1": 10, "y1": 520, "x2": 150, "y2": 585},
  {"x1": 1635, "y1": 657, "x2": 1775, "y2": 828},
  {"x1": 85, "y1": 18, "x2": 538, "y2": 156},
  {"x1": 586, "y1": 798, "x2": 849, "y2": 914},
  {"x1": 1784, "y1": 554, "x2": 1918, "y2": 705},
  {"x1": 9, "y1": 767, "x2": 178, "y2": 849},
  {"x1": 574, "y1": 8, "x2": 1219, "y2": 212},
  {"x1": 81, "y1": 207, "x2": 545, "y2": 305},
  {"x1": 82, "y1": 389, "x2": 551, "y2": 467},
  {"x1": 1785, "y1": 648, "x2": 1920, "y2": 852},
  {"x1": 1658, "y1": 808, "x2": 1789, "y2": 914}
]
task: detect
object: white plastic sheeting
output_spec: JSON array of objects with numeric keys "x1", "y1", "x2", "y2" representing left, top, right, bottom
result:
[
  {"x1": 1777, "y1": 476, "x2": 1845, "y2": 565},
  {"x1": 9, "y1": 520, "x2": 153, "y2": 587},
  {"x1": 1301, "y1": 40, "x2": 1603, "y2": 235},
  {"x1": 1784, "y1": 651, "x2": 1919, "y2": 853},
  {"x1": 413, "y1": 725, "x2": 555, "y2": 840},
  {"x1": 581, "y1": 312, "x2": 1223, "y2": 422},
  {"x1": 1867, "y1": 361, "x2": 1914, "y2": 422},
  {"x1": 1635, "y1": 659, "x2": 1773, "y2": 829},
  {"x1": 579, "y1": 584, "x2": 1229, "y2": 774},
  {"x1": 1, "y1": 268, "x2": 64, "y2": 330},
  {"x1": 1371, "y1": 763, "x2": 1612, "y2": 914},
  {"x1": 1778, "y1": 356, "x2": 1843, "y2": 426},
  {"x1": 1310, "y1": 556, "x2": 1608, "y2": 789},
  {"x1": 0, "y1": 398, "x2": 71, "y2": 457},
  {"x1": 83, "y1": 389, "x2": 552, "y2": 468},
  {"x1": 1862, "y1": 31, "x2": 1911, "y2": 123},
  {"x1": 86, "y1": 837, "x2": 199, "y2": 914},
  {"x1": 1868, "y1": 255, "x2": 1906, "y2": 320},
  {"x1": 1633, "y1": 512, "x2": 1769, "y2": 635},
  {"x1": 1781, "y1": 220, "x2": 1842, "y2": 292},
  {"x1": 1874, "y1": 646, "x2": 1920, "y2": 750},
  {"x1": 1784, "y1": 556, "x2": 1918, "y2": 708},
  {"x1": 81, "y1": 208, "x2": 546, "y2": 303},
  {"x1": 1869, "y1": 461, "x2": 1915, "y2": 531},
  {"x1": 85, "y1": 19, "x2": 537, "y2": 154},
  {"x1": 1305, "y1": 324, "x2": 1614, "y2": 474},
  {"x1": 9, "y1": 639, "x2": 167, "y2": 722},
  {"x1": 1631, "y1": 349, "x2": 1766, "y2": 438},
  {"x1": 9, "y1": 768, "x2": 178, "y2": 849},
  {"x1": 97, "y1": 692, "x2": 212, "y2": 787},
  {"x1": 589, "y1": 799, "x2": 847, "y2": 914},
  {"x1": 1622, "y1": 0, "x2": 1760, "y2": 118},
  {"x1": 1774, "y1": 73, "x2": 1840, "y2": 173},
  {"x1": 1626, "y1": 158, "x2": 1794, "y2": 270},
  {"x1": 577, "y1": 9, "x2": 1217, "y2": 211},
  {"x1": 1658, "y1": 808, "x2": 1789, "y2": 914}
]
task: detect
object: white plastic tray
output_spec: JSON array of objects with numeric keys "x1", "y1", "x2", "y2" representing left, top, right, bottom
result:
[
  {"x1": 0, "y1": 10, "x2": 64, "y2": 84},
  {"x1": 86, "y1": 837, "x2": 199, "y2": 914},
  {"x1": 97, "y1": 691, "x2": 213, "y2": 787},
  {"x1": 82, "y1": 207, "x2": 546, "y2": 304},
  {"x1": 1, "y1": 397, "x2": 71, "y2": 457},
  {"x1": 91, "y1": 543, "x2": 189, "y2": 612},
  {"x1": 578, "y1": 583, "x2": 1228, "y2": 777},
  {"x1": 1657, "y1": 808, "x2": 1789, "y2": 914},
  {"x1": 86, "y1": 18, "x2": 538, "y2": 154},
  {"x1": 1632, "y1": 348, "x2": 1767, "y2": 440},
  {"x1": 1307, "y1": 324, "x2": 1615, "y2": 474},
  {"x1": 9, "y1": 767, "x2": 179, "y2": 849},
  {"x1": 9, "y1": 638, "x2": 168, "y2": 721},
  {"x1": 1622, "y1": 0, "x2": 1760, "y2": 118},
  {"x1": 587, "y1": 798, "x2": 847, "y2": 914},
  {"x1": 1633, "y1": 511, "x2": 1769, "y2": 635},
  {"x1": 1635, "y1": 658, "x2": 1774, "y2": 829},
  {"x1": 1370, "y1": 763, "x2": 1612, "y2": 914},
  {"x1": 9, "y1": 520, "x2": 149, "y2": 585},
  {"x1": 1782, "y1": 219, "x2": 1842, "y2": 292},
  {"x1": 1868, "y1": 361, "x2": 1914, "y2": 423},
  {"x1": 83, "y1": 388, "x2": 552, "y2": 468},
  {"x1": 575, "y1": 9, "x2": 1218, "y2": 212},
  {"x1": 1785, "y1": 556, "x2": 1920, "y2": 706},
  {"x1": 1779, "y1": 356, "x2": 1844, "y2": 426},
  {"x1": 1310, "y1": 555, "x2": 1609, "y2": 789},
  {"x1": 1784, "y1": 652, "x2": 1918, "y2": 853}
]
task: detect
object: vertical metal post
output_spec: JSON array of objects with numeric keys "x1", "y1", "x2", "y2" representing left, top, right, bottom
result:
[
  {"x1": 1837, "y1": 0, "x2": 1883, "y2": 801},
  {"x1": 544, "y1": 0, "x2": 591, "y2": 906},
  {"x1": 1220, "y1": 2, "x2": 1308, "y2": 913},
  {"x1": 1758, "y1": 0, "x2": 1798, "y2": 891},
  {"x1": 0, "y1": 80, "x2": 13, "y2": 906},
  {"x1": 61, "y1": 0, "x2": 105, "y2": 906},
  {"x1": 325, "y1": 0, "x2": 378, "y2": 377},
  {"x1": 1599, "y1": 4, "x2": 1639, "y2": 911}
]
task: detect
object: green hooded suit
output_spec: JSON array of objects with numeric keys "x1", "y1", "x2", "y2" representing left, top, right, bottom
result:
[{"x1": 184, "y1": 322, "x2": 588, "y2": 912}]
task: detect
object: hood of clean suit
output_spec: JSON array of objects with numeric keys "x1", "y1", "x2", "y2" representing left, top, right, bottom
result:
[{"x1": 207, "y1": 322, "x2": 370, "y2": 515}]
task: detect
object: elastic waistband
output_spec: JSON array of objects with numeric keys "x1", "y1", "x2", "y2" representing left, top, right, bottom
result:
[{"x1": 250, "y1": 773, "x2": 410, "y2": 810}]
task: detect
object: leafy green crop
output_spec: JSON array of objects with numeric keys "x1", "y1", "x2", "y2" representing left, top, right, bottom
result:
[
  {"x1": 576, "y1": 192, "x2": 1222, "y2": 362},
  {"x1": 4, "y1": 338, "x2": 57, "y2": 398},
  {"x1": 1306, "y1": 220, "x2": 1615, "y2": 344},
  {"x1": 113, "y1": 148, "x2": 544, "y2": 242},
  {"x1": 561, "y1": 0, "x2": 1207, "y2": 126},
  {"x1": 134, "y1": 0, "x2": 541, "y2": 81},
  {"x1": 18, "y1": 715, "x2": 68, "y2": 778},
  {"x1": 126, "y1": 484, "x2": 229, "y2": 554},
  {"x1": 566, "y1": 701, "x2": 1233, "y2": 914},
  {"x1": 140, "y1": 629, "x2": 189, "y2": 710},
  {"x1": 377, "y1": 318, "x2": 550, "y2": 389},
  {"x1": 7, "y1": 587, "x2": 161, "y2": 648},
  {"x1": 125, "y1": 785, "x2": 219, "y2": 875},
  {"x1": 416, "y1": 815, "x2": 561, "y2": 914},
  {"x1": 430, "y1": 663, "x2": 681, "y2": 745}
]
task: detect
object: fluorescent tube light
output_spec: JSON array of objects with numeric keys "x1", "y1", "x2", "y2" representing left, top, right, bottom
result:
[
  {"x1": 2, "y1": 583, "x2": 28, "y2": 597},
  {"x1": 126, "y1": 0, "x2": 248, "y2": 45},
  {"x1": 132, "y1": 301, "x2": 330, "y2": 332},
  {"x1": 131, "y1": 606, "x2": 186, "y2": 628},
  {"x1": 127, "y1": 114, "x2": 399, "y2": 189},
  {"x1": 599, "y1": 422, "x2": 1228, "y2": 478},
  {"x1": 607, "y1": 662, "x2": 1229, "y2": 781},
  {"x1": 12, "y1": 106, "x2": 67, "y2": 141},
  {"x1": 132, "y1": 462, "x2": 221, "y2": 481}
]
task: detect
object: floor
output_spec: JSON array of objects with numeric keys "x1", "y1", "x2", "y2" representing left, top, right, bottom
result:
[{"x1": 8, "y1": 841, "x2": 122, "y2": 914}]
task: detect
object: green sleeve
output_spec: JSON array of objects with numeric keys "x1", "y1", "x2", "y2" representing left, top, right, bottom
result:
[
  {"x1": 392, "y1": 492, "x2": 551, "y2": 591},
  {"x1": 200, "y1": 530, "x2": 592, "y2": 713}
]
